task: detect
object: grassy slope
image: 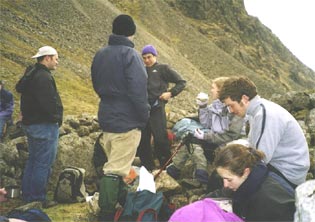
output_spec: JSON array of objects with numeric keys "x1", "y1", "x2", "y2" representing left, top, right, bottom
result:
[{"x1": 1, "y1": 0, "x2": 314, "y2": 121}]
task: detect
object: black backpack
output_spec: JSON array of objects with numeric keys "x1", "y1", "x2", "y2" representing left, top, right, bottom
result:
[
  {"x1": 54, "y1": 166, "x2": 87, "y2": 203},
  {"x1": 93, "y1": 133, "x2": 107, "y2": 177}
]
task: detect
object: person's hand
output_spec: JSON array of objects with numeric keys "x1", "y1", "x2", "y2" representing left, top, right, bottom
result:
[
  {"x1": 159, "y1": 92, "x2": 172, "y2": 101},
  {"x1": 194, "y1": 129, "x2": 204, "y2": 140},
  {"x1": 0, "y1": 188, "x2": 7, "y2": 202},
  {"x1": 196, "y1": 92, "x2": 209, "y2": 106}
]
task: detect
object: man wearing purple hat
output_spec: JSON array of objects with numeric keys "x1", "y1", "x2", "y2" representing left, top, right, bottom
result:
[{"x1": 138, "y1": 44, "x2": 186, "y2": 171}]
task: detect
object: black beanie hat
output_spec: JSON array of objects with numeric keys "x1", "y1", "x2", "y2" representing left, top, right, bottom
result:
[{"x1": 112, "y1": 14, "x2": 136, "y2": 37}]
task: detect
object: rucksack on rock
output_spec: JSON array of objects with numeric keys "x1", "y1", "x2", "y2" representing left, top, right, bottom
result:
[
  {"x1": 114, "y1": 190, "x2": 175, "y2": 222},
  {"x1": 93, "y1": 133, "x2": 107, "y2": 178},
  {"x1": 172, "y1": 117, "x2": 209, "y2": 140},
  {"x1": 114, "y1": 190, "x2": 164, "y2": 222},
  {"x1": 7, "y1": 208, "x2": 51, "y2": 222},
  {"x1": 54, "y1": 166, "x2": 87, "y2": 203}
]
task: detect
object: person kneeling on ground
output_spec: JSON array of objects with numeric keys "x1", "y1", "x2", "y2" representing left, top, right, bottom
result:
[
  {"x1": 167, "y1": 77, "x2": 244, "y2": 186},
  {"x1": 206, "y1": 143, "x2": 295, "y2": 221}
]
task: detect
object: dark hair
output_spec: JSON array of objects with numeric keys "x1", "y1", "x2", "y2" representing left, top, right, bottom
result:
[
  {"x1": 0, "y1": 80, "x2": 4, "y2": 86},
  {"x1": 214, "y1": 144, "x2": 265, "y2": 176},
  {"x1": 36, "y1": 55, "x2": 55, "y2": 63},
  {"x1": 219, "y1": 76, "x2": 257, "y2": 103},
  {"x1": 36, "y1": 56, "x2": 45, "y2": 63}
]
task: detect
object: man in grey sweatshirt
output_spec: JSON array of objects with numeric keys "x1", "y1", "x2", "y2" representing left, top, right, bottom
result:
[{"x1": 218, "y1": 76, "x2": 310, "y2": 187}]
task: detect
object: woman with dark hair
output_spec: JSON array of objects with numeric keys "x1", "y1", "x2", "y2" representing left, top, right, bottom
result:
[{"x1": 213, "y1": 144, "x2": 295, "y2": 221}]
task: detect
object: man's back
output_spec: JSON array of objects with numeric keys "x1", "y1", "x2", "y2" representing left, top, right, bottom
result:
[{"x1": 91, "y1": 34, "x2": 149, "y2": 133}]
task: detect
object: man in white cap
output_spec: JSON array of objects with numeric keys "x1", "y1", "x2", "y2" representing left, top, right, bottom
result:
[{"x1": 16, "y1": 46, "x2": 63, "y2": 208}]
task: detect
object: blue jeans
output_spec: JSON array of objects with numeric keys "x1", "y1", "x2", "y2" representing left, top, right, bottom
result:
[{"x1": 22, "y1": 123, "x2": 59, "y2": 202}]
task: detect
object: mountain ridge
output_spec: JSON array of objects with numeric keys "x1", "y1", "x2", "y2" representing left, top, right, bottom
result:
[{"x1": 1, "y1": 0, "x2": 314, "y2": 118}]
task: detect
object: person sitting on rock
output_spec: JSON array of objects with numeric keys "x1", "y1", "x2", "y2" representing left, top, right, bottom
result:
[{"x1": 167, "y1": 77, "x2": 244, "y2": 187}]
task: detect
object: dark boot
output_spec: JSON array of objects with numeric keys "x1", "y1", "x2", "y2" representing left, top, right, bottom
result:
[
  {"x1": 98, "y1": 174, "x2": 120, "y2": 221},
  {"x1": 166, "y1": 164, "x2": 181, "y2": 180},
  {"x1": 195, "y1": 169, "x2": 209, "y2": 184},
  {"x1": 207, "y1": 170, "x2": 223, "y2": 193}
]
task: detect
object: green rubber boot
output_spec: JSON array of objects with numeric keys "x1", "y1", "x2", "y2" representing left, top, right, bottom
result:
[{"x1": 98, "y1": 174, "x2": 120, "y2": 221}]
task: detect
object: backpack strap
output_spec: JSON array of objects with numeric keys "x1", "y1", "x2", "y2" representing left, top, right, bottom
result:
[
  {"x1": 114, "y1": 207, "x2": 124, "y2": 222},
  {"x1": 255, "y1": 104, "x2": 266, "y2": 148},
  {"x1": 137, "y1": 208, "x2": 158, "y2": 222}
]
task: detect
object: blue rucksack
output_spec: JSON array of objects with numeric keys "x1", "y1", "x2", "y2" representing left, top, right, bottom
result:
[
  {"x1": 114, "y1": 190, "x2": 164, "y2": 222},
  {"x1": 7, "y1": 208, "x2": 51, "y2": 222},
  {"x1": 172, "y1": 117, "x2": 209, "y2": 140}
]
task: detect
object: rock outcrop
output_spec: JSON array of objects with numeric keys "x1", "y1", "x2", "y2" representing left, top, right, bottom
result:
[{"x1": 0, "y1": 92, "x2": 315, "y2": 220}]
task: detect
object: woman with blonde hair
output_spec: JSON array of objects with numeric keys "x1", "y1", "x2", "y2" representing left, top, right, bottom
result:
[{"x1": 167, "y1": 77, "x2": 244, "y2": 186}]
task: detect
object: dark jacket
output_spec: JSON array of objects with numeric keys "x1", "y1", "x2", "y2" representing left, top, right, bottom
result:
[
  {"x1": 146, "y1": 63, "x2": 186, "y2": 105},
  {"x1": 0, "y1": 88, "x2": 14, "y2": 118},
  {"x1": 91, "y1": 34, "x2": 149, "y2": 133},
  {"x1": 16, "y1": 63, "x2": 63, "y2": 125},
  {"x1": 232, "y1": 163, "x2": 295, "y2": 221}
]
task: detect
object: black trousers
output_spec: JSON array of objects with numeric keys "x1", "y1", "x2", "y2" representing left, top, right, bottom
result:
[{"x1": 137, "y1": 103, "x2": 171, "y2": 171}]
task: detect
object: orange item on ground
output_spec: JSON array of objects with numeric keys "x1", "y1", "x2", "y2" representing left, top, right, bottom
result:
[{"x1": 123, "y1": 167, "x2": 138, "y2": 185}]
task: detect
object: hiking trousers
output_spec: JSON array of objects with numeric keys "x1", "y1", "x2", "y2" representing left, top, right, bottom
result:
[
  {"x1": 137, "y1": 103, "x2": 171, "y2": 170},
  {"x1": 99, "y1": 128, "x2": 141, "y2": 177}
]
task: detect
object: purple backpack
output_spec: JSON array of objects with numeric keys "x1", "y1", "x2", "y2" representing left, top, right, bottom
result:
[{"x1": 169, "y1": 198, "x2": 243, "y2": 222}]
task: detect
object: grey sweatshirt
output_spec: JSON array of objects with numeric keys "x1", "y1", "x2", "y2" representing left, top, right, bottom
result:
[
  {"x1": 247, "y1": 95, "x2": 310, "y2": 185},
  {"x1": 199, "y1": 99, "x2": 244, "y2": 145}
]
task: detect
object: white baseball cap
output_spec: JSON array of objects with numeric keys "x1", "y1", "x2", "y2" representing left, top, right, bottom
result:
[{"x1": 32, "y1": 46, "x2": 58, "y2": 58}]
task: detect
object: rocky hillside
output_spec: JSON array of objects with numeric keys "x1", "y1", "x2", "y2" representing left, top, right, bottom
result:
[{"x1": 1, "y1": 0, "x2": 314, "y2": 119}]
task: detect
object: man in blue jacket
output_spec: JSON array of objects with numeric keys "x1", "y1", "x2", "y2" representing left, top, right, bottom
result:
[
  {"x1": 91, "y1": 14, "x2": 149, "y2": 221},
  {"x1": 0, "y1": 80, "x2": 14, "y2": 142}
]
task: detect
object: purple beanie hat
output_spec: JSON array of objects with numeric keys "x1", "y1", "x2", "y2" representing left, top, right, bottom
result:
[{"x1": 142, "y1": 45, "x2": 157, "y2": 56}]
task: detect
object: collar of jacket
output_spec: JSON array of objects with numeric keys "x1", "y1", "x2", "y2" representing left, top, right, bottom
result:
[
  {"x1": 108, "y1": 34, "x2": 134, "y2": 48},
  {"x1": 35, "y1": 62, "x2": 51, "y2": 73},
  {"x1": 232, "y1": 161, "x2": 269, "y2": 202},
  {"x1": 246, "y1": 95, "x2": 262, "y2": 117}
]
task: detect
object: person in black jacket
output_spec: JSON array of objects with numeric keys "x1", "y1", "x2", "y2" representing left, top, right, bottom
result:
[
  {"x1": 137, "y1": 45, "x2": 186, "y2": 170},
  {"x1": 91, "y1": 15, "x2": 149, "y2": 221},
  {"x1": 212, "y1": 143, "x2": 295, "y2": 221},
  {"x1": 0, "y1": 80, "x2": 14, "y2": 142},
  {"x1": 16, "y1": 46, "x2": 63, "y2": 208}
]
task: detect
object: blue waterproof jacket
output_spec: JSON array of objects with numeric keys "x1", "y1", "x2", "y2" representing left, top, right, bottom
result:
[
  {"x1": 91, "y1": 34, "x2": 149, "y2": 132},
  {"x1": 0, "y1": 88, "x2": 14, "y2": 118}
]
